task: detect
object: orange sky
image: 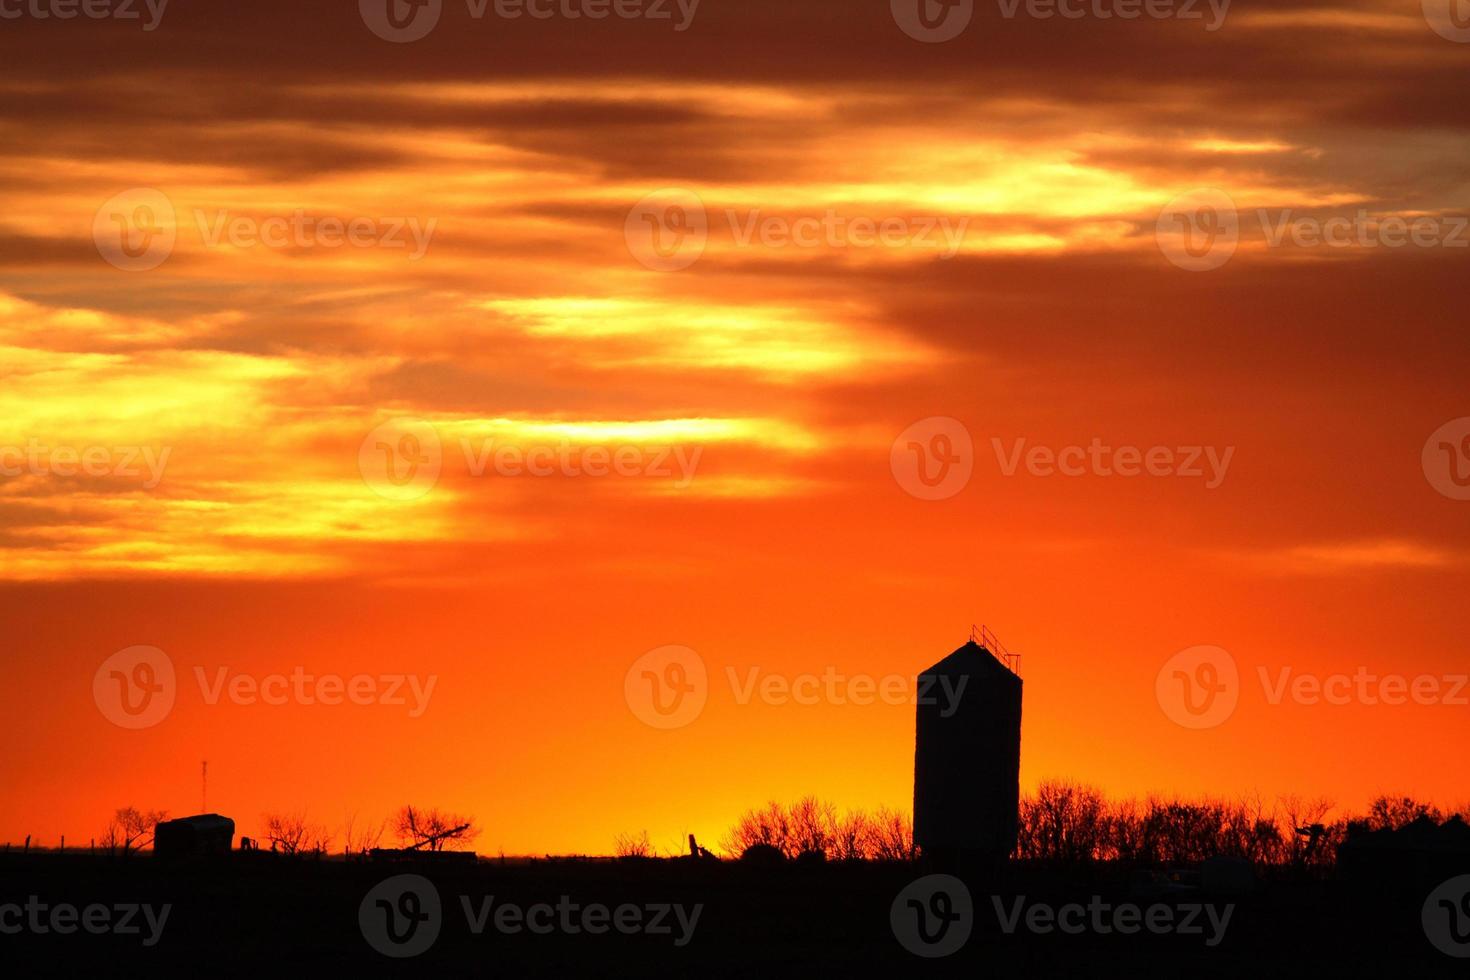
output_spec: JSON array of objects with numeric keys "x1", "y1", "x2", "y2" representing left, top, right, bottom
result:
[{"x1": 1, "y1": 0, "x2": 1468, "y2": 855}]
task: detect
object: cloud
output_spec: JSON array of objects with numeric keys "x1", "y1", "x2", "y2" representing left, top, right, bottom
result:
[{"x1": 1227, "y1": 539, "x2": 1462, "y2": 575}]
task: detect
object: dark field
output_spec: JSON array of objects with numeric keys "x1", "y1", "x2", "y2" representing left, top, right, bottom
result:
[{"x1": 1, "y1": 852, "x2": 1465, "y2": 977}]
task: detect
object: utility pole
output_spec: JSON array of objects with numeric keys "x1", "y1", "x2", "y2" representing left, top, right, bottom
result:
[{"x1": 202, "y1": 760, "x2": 208, "y2": 814}]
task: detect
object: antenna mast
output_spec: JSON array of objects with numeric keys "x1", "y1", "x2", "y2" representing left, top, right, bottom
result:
[{"x1": 201, "y1": 760, "x2": 208, "y2": 814}]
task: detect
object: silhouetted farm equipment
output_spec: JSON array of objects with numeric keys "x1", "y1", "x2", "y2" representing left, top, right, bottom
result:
[
  {"x1": 370, "y1": 821, "x2": 478, "y2": 865},
  {"x1": 154, "y1": 814, "x2": 236, "y2": 859}
]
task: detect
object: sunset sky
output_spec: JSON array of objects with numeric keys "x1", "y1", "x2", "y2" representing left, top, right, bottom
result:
[{"x1": 1, "y1": 0, "x2": 1468, "y2": 855}]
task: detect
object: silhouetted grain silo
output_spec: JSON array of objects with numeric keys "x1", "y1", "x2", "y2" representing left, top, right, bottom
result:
[{"x1": 913, "y1": 628, "x2": 1023, "y2": 862}]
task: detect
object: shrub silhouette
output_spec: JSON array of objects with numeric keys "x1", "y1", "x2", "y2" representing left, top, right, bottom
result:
[
  {"x1": 613, "y1": 830, "x2": 654, "y2": 859},
  {"x1": 722, "y1": 798, "x2": 912, "y2": 861}
]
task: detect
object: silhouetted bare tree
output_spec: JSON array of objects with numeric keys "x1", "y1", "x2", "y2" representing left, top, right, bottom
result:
[
  {"x1": 827, "y1": 809, "x2": 871, "y2": 862},
  {"x1": 613, "y1": 830, "x2": 654, "y2": 858},
  {"x1": 1278, "y1": 794, "x2": 1337, "y2": 871},
  {"x1": 342, "y1": 812, "x2": 387, "y2": 856},
  {"x1": 866, "y1": 807, "x2": 916, "y2": 861},
  {"x1": 1017, "y1": 781, "x2": 1106, "y2": 862},
  {"x1": 101, "y1": 807, "x2": 168, "y2": 856},
  {"x1": 723, "y1": 801, "x2": 795, "y2": 858},
  {"x1": 789, "y1": 796, "x2": 836, "y2": 857},
  {"x1": 1367, "y1": 795, "x2": 1442, "y2": 831},
  {"x1": 395, "y1": 805, "x2": 478, "y2": 851},
  {"x1": 263, "y1": 811, "x2": 330, "y2": 855}
]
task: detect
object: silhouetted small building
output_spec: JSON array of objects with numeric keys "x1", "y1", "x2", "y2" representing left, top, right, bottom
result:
[
  {"x1": 913, "y1": 633, "x2": 1023, "y2": 862},
  {"x1": 154, "y1": 814, "x2": 235, "y2": 858}
]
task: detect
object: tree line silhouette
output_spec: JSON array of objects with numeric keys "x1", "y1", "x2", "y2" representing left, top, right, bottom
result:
[
  {"x1": 692, "y1": 785, "x2": 1469, "y2": 868},
  {"x1": 1014, "y1": 782, "x2": 1470, "y2": 871},
  {"x1": 56, "y1": 787, "x2": 1467, "y2": 865}
]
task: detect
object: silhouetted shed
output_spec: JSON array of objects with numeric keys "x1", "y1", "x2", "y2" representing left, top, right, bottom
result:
[
  {"x1": 154, "y1": 814, "x2": 235, "y2": 858},
  {"x1": 913, "y1": 633, "x2": 1023, "y2": 861}
]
